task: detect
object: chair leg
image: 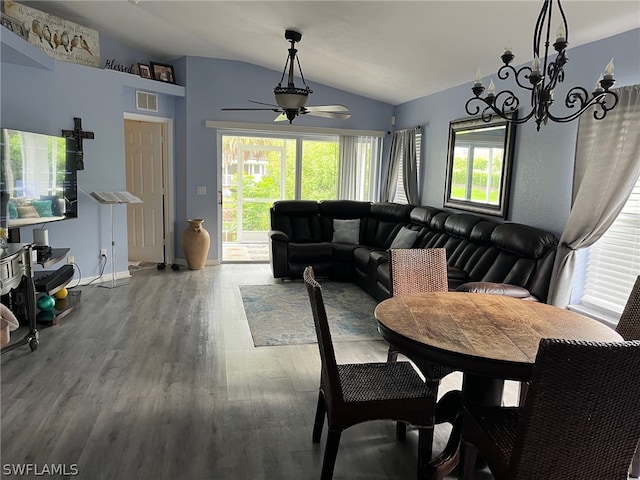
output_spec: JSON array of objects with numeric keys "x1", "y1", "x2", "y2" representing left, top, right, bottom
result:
[
  {"x1": 459, "y1": 440, "x2": 478, "y2": 480},
  {"x1": 630, "y1": 438, "x2": 640, "y2": 478},
  {"x1": 518, "y1": 381, "x2": 529, "y2": 406},
  {"x1": 313, "y1": 391, "x2": 326, "y2": 443},
  {"x1": 387, "y1": 347, "x2": 399, "y2": 362},
  {"x1": 417, "y1": 427, "x2": 434, "y2": 479},
  {"x1": 321, "y1": 429, "x2": 342, "y2": 480}
]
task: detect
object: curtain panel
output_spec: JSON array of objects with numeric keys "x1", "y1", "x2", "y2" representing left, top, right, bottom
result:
[
  {"x1": 382, "y1": 127, "x2": 420, "y2": 203},
  {"x1": 548, "y1": 85, "x2": 640, "y2": 307}
]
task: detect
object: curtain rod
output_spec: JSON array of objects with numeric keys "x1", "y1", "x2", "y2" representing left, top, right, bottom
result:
[
  {"x1": 205, "y1": 120, "x2": 385, "y2": 137},
  {"x1": 387, "y1": 125, "x2": 421, "y2": 135}
]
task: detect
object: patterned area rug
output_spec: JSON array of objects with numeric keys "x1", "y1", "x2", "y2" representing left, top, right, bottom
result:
[{"x1": 239, "y1": 281, "x2": 381, "y2": 346}]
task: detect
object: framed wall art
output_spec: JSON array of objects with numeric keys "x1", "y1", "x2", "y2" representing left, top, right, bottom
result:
[
  {"x1": 1, "y1": 12, "x2": 27, "y2": 39},
  {"x1": 138, "y1": 63, "x2": 152, "y2": 79},
  {"x1": 150, "y1": 62, "x2": 176, "y2": 84},
  {"x1": 4, "y1": 0, "x2": 101, "y2": 67}
]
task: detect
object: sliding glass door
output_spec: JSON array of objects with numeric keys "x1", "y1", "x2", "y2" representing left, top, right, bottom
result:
[{"x1": 221, "y1": 134, "x2": 339, "y2": 261}]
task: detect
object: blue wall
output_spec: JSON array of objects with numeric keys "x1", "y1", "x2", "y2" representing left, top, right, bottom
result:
[
  {"x1": 177, "y1": 56, "x2": 393, "y2": 257},
  {"x1": 395, "y1": 28, "x2": 640, "y2": 235},
  {"x1": 1, "y1": 26, "x2": 638, "y2": 282},
  {"x1": 0, "y1": 29, "x2": 393, "y2": 280}
]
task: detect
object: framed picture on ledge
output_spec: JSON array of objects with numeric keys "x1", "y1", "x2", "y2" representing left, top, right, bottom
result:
[
  {"x1": 150, "y1": 62, "x2": 176, "y2": 84},
  {"x1": 138, "y1": 63, "x2": 152, "y2": 79}
]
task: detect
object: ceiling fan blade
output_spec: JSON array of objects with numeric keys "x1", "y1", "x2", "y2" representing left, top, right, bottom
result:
[
  {"x1": 222, "y1": 107, "x2": 281, "y2": 111},
  {"x1": 274, "y1": 113, "x2": 288, "y2": 122},
  {"x1": 249, "y1": 100, "x2": 281, "y2": 108},
  {"x1": 306, "y1": 111, "x2": 352, "y2": 120},
  {"x1": 304, "y1": 105, "x2": 350, "y2": 113}
]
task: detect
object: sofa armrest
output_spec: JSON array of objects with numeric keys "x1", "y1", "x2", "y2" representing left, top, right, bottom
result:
[
  {"x1": 269, "y1": 229, "x2": 290, "y2": 278},
  {"x1": 268, "y1": 229, "x2": 289, "y2": 242},
  {"x1": 456, "y1": 282, "x2": 539, "y2": 301}
]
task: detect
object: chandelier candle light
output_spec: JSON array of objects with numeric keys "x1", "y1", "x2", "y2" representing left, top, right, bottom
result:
[{"x1": 465, "y1": 0, "x2": 618, "y2": 131}]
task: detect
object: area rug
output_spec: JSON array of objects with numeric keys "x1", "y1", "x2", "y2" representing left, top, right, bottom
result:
[{"x1": 239, "y1": 281, "x2": 380, "y2": 346}]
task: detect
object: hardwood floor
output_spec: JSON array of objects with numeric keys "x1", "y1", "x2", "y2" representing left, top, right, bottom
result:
[{"x1": 1, "y1": 264, "x2": 515, "y2": 479}]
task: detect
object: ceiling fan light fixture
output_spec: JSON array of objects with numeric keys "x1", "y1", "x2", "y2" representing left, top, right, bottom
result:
[
  {"x1": 274, "y1": 86, "x2": 310, "y2": 109},
  {"x1": 221, "y1": 29, "x2": 350, "y2": 124}
]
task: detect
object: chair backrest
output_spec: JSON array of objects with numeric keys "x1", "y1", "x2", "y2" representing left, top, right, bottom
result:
[
  {"x1": 616, "y1": 275, "x2": 640, "y2": 341},
  {"x1": 304, "y1": 266, "x2": 342, "y2": 399},
  {"x1": 508, "y1": 338, "x2": 640, "y2": 479},
  {"x1": 389, "y1": 248, "x2": 448, "y2": 296}
]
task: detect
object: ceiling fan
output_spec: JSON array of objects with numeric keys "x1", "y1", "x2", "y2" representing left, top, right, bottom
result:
[{"x1": 222, "y1": 30, "x2": 351, "y2": 124}]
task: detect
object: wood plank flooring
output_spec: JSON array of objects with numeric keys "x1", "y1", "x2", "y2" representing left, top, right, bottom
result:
[{"x1": 1, "y1": 264, "x2": 516, "y2": 479}]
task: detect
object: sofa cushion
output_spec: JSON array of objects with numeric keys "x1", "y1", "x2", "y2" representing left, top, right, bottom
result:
[
  {"x1": 7, "y1": 201, "x2": 18, "y2": 219},
  {"x1": 39, "y1": 195, "x2": 63, "y2": 216},
  {"x1": 362, "y1": 203, "x2": 413, "y2": 249},
  {"x1": 456, "y1": 281, "x2": 533, "y2": 299},
  {"x1": 491, "y1": 223, "x2": 558, "y2": 258},
  {"x1": 447, "y1": 266, "x2": 470, "y2": 289},
  {"x1": 288, "y1": 242, "x2": 333, "y2": 263},
  {"x1": 390, "y1": 226, "x2": 419, "y2": 249},
  {"x1": 319, "y1": 200, "x2": 371, "y2": 240},
  {"x1": 332, "y1": 243, "x2": 359, "y2": 280},
  {"x1": 32, "y1": 199, "x2": 53, "y2": 217},
  {"x1": 17, "y1": 205, "x2": 39, "y2": 218},
  {"x1": 332, "y1": 219, "x2": 361, "y2": 244},
  {"x1": 270, "y1": 200, "x2": 322, "y2": 243}
]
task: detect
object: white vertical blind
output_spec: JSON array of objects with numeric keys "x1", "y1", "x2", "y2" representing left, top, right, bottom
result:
[
  {"x1": 338, "y1": 135, "x2": 382, "y2": 201},
  {"x1": 582, "y1": 176, "x2": 640, "y2": 318}
]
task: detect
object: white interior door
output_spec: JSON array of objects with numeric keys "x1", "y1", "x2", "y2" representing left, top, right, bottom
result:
[{"x1": 124, "y1": 119, "x2": 165, "y2": 263}]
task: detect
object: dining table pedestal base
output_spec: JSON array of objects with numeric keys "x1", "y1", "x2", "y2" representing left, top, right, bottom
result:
[{"x1": 426, "y1": 375, "x2": 504, "y2": 480}]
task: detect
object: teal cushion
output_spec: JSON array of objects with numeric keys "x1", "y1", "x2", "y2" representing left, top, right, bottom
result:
[
  {"x1": 8, "y1": 201, "x2": 18, "y2": 219},
  {"x1": 32, "y1": 199, "x2": 53, "y2": 217}
]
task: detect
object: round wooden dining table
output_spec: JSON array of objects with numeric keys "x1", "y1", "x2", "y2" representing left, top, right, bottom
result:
[{"x1": 375, "y1": 292, "x2": 623, "y2": 479}]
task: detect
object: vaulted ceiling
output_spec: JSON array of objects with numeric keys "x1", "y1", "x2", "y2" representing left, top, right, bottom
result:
[{"x1": 22, "y1": 1, "x2": 640, "y2": 105}]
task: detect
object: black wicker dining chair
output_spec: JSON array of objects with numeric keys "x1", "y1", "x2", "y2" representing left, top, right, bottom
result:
[
  {"x1": 303, "y1": 266, "x2": 437, "y2": 480},
  {"x1": 616, "y1": 275, "x2": 640, "y2": 478},
  {"x1": 459, "y1": 337, "x2": 640, "y2": 480}
]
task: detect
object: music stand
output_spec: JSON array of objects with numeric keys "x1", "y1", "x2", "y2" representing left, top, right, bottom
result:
[{"x1": 90, "y1": 191, "x2": 142, "y2": 288}]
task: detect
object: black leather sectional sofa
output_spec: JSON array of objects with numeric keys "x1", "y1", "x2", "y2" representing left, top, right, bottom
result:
[{"x1": 268, "y1": 200, "x2": 559, "y2": 303}]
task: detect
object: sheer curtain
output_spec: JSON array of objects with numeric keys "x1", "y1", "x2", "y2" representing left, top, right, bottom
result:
[
  {"x1": 548, "y1": 85, "x2": 640, "y2": 307},
  {"x1": 382, "y1": 128, "x2": 419, "y2": 204},
  {"x1": 338, "y1": 135, "x2": 382, "y2": 201}
]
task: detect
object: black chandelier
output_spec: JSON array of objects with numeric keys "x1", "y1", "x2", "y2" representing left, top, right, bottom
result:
[{"x1": 465, "y1": 0, "x2": 618, "y2": 131}]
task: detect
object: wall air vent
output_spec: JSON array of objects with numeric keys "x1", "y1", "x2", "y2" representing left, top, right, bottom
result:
[{"x1": 136, "y1": 91, "x2": 158, "y2": 112}]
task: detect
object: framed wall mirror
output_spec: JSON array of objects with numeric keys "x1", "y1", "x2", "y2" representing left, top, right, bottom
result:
[{"x1": 444, "y1": 113, "x2": 517, "y2": 218}]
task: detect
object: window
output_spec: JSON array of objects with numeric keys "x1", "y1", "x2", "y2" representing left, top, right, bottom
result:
[
  {"x1": 220, "y1": 132, "x2": 382, "y2": 243},
  {"x1": 393, "y1": 130, "x2": 421, "y2": 204},
  {"x1": 577, "y1": 176, "x2": 640, "y2": 323}
]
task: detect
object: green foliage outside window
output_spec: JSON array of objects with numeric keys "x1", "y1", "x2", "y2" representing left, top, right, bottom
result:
[{"x1": 222, "y1": 136, "x2": 339, "y2": 241}]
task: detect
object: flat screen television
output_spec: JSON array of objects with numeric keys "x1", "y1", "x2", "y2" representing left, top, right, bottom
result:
[{"x1": 0, "y1": 128, "x2": 78, "y2": 235}]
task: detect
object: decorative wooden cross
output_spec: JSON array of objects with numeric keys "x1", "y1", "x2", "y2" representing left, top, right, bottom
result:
[{"x1": 62, "y1": 117, "x2": 95, "y2": 171}]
